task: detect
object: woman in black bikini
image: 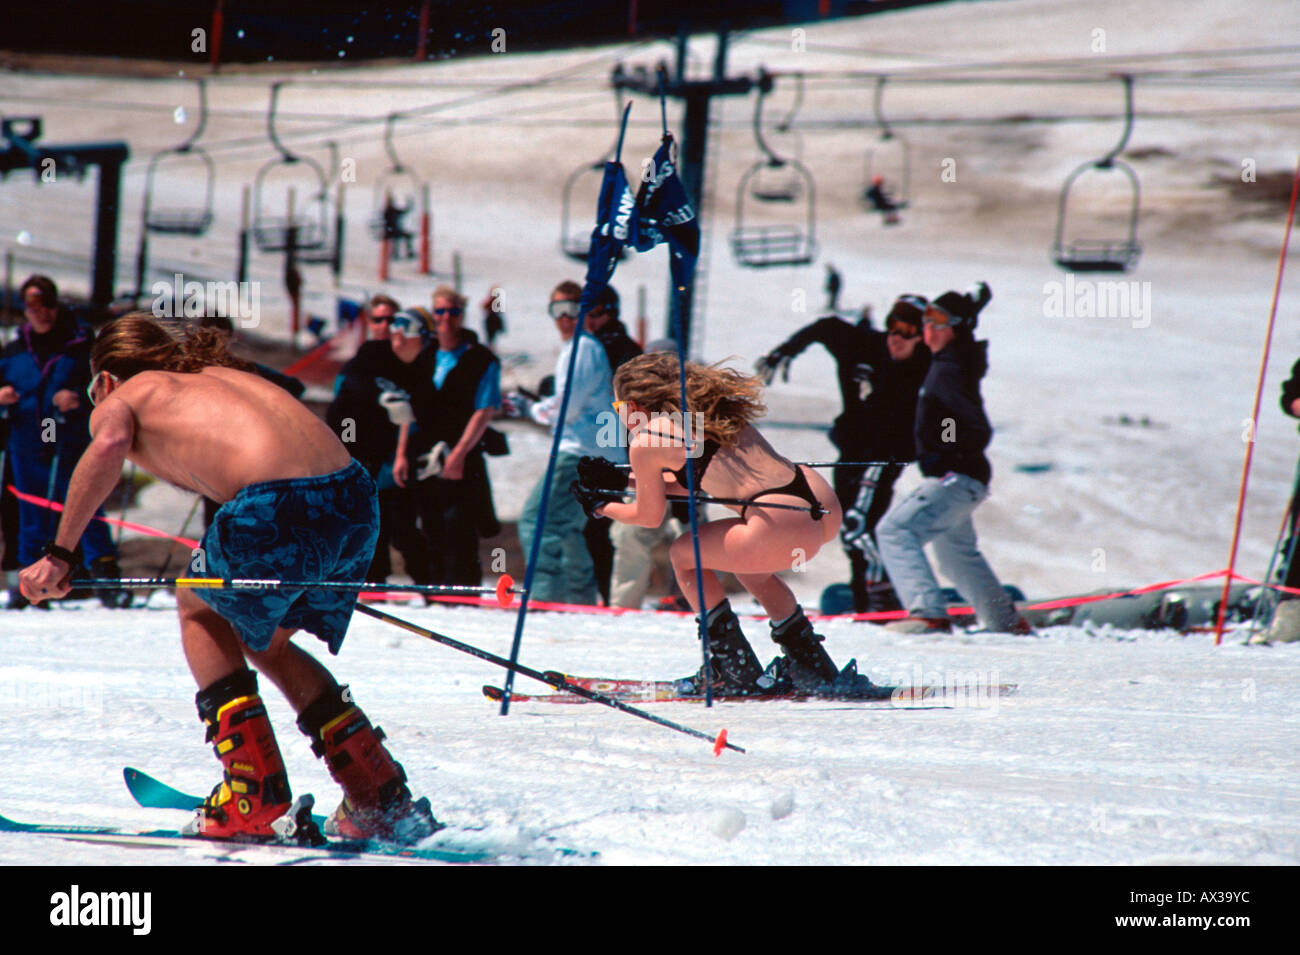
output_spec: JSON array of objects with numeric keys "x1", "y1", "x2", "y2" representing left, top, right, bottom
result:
[{"x1": 597, "y1": 352, "x2": 845, "y2": 696}]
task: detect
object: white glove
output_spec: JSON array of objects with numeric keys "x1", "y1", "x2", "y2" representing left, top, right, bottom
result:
[
  {"x1": 416, "y1": 441, "x2": 449, "y2": 481},
  {"x1": 501, "y1": 391, "x2": 533, "y2": 420},
  {"x1": 378, "y1": 389, "x2": 413, "y2": 427},
  {"x1": 853, "y1": 362, "x2": 875, "y2": 402}
]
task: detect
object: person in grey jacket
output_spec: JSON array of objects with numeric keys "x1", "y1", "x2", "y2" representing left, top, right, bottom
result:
[{"x1": 876, "y1": 284, "x2": 1030, "y2": 634}]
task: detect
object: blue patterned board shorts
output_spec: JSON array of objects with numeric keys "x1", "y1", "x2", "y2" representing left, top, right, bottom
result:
[{"x1": 196, "y1": 459, "x2": 379, "y2": 655}]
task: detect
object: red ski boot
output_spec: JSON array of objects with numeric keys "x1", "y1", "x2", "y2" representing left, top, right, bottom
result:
[
  {"x1": 297, "y1": 688, "x2": 441, "y2": 845},
  {"x1": 191, "y1": 670, "x2": 292, "y2": 840}
]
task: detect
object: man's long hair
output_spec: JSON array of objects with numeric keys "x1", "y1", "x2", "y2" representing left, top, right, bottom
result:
[{"x1": 91, "y1": 312, "x2": 256, "y2": 379}]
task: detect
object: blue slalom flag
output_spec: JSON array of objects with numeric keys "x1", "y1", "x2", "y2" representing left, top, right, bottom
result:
[
  {"x1": 635, "y1": 134, "x2": 700, "y2": 293},
  {"x1": 578, "y1": 160, "x2": 640, "y2": 317}
]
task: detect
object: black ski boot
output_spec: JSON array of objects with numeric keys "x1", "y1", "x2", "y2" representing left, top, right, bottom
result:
[
  {"x1": 676, "y1": 600, "x2": 766, "y2": 697},
  {"x1": 770, "y1": 606, "x2": 840, "y2": 692}
]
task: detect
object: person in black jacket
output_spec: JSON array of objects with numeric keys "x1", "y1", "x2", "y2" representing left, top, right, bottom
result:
[
  {"x1": 398, "y1": 287, "x2": 502, "y2": 586},
  {"x1": 756, "y1": 294, "x2": 931, "y2": 611},
  {"x1": 876, "y1": 284, "x2": 1029, "y2": 634},
  {"x1": 325, "y1": 297, "x2": 432, "y2": 584},
  {"x1": 581, "y1": 284, "x2": 640, "y2": 604},
  {"x1": 1257, "y1": 363, "x2": 1300, "y2": 642}
]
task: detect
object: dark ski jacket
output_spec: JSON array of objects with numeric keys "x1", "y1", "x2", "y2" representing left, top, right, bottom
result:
[
  {"x1": 590, "y1": 317, "x2": 642, "y2": 374},
  {"x1": 914, "y1": 336, "x2": 993, "y2": 485},
  {"x1": 776, "y1": 316, "x2": 929, "y2": 460},
  {"x1": 0, "y1": 311, "x2": 95, "y2": 464},
  {"x1": 326, "y1": 340, "x2": 417, "y2": 472},
  {"x1": 1281, "y1": 358, "x2": 1300, "y2": 424},
  {"x1": 407, "y1": 331, "x2": 498, "y2": 459}
]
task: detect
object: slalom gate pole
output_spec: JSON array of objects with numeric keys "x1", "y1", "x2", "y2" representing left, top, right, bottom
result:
[
  {"x1": 355, "y1": 603, "x2": 743, "y2": 753},
  {"x1": 60, "y1": 576, "x2": 521, "y2": 606},
  {"x1": 673, "y1": 314, "x2": 712, "y2": 708},
  {"x1": 498, "y1": 102, "x2": 634, "y2": 715},
  {"x1": 1215, "y1": 154, "x2": 1300, "y2": 645}
]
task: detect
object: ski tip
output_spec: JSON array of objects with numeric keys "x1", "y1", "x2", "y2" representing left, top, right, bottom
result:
[
  {"x1": 481, "y1": 685, "x2": 504, "y2": 702},
  {"x1": 713, "y1": 728, "x2": 728, "y2": 757},
  {"x1": 495, "y1": 575, "x2": 515, "y2": 608}
]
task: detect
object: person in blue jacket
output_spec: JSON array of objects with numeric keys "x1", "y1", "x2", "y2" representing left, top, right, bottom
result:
[{"x1": 0, "y1": 275, "x2": 124, "y2": 609}]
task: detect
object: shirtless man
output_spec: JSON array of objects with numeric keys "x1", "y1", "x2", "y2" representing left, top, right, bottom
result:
[{"x1": 19, "y1": 313, "x2": 437, "y2": 844}]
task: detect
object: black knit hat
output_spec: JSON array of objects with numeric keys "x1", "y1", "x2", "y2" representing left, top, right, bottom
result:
[
  {"x1": 885, "y1": 293, "x2": 927, "y2": 331},
  {"x1": 928, "y1": 282, "x2": 992, "y2": 332}
]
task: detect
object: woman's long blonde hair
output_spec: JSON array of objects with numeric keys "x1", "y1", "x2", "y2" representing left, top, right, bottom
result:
[
  {"x1": 612, "y1": 352, "x2": 765, "y2": 447},
  {"x1": 92, "y1": 312, "x2": 256, "y2": 379}
]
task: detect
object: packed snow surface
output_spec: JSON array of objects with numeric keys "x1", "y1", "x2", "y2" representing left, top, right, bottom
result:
[
  {"x1": 1, "y1": 601, "x2": 1297, "y2": 865},
  {"x1": 2, "y1": 0, "x2": 1300, "y2": 864}
]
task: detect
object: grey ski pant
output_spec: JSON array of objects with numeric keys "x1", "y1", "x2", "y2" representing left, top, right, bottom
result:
[{"x1": 876, "y1": 472, "x2": 1018, "y2": 629}]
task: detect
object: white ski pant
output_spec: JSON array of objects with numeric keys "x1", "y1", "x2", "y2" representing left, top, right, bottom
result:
[{"x1": 876, "y1": 472, "x2": 1018, "y2": 629}]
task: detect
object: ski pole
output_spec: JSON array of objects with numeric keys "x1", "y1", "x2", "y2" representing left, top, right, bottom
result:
[
  {"x1": 607, "y1": 459, "x2": 902, "y2": 472},
  {"x1": 580, "y1": 484, "x2": 824, "y2": 518},
  {"x1": 55, "y1": 575, "x2": 522, "y2": 607},
  {"x1": 354, "y1": 602, "x2": 744, "y2": 754}
]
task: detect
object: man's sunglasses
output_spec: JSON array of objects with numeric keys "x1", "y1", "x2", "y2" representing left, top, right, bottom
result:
[
  {"x1": 433, "y1": 307, "x2": 463, "y2": 317},
  {"x1": 887, "y1": 324, "x2": 920, "y2": 340},
  {"x1": 86, "y1": 370, "x2": 120, "y2": 407},
  {"x1": 548, "y1": 299, "x2": 580, "y2": 321}
]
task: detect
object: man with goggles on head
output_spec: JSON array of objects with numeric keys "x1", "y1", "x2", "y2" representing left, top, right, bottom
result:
[
  {"x1": 755, "y1": 293, "x2": 931, "y2": 614},
  {"x1": 506, "y1": 280, "x2": 620, "y2": 605}
]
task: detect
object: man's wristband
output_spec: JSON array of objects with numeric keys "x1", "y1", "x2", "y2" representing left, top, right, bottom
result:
[{"x1": 41, "y1": 541, "x2": 80, "y2": 565}]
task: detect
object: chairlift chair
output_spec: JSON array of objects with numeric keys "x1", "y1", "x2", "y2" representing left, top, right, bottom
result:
[
  {"x1": 250, "y1": 83, "x2": 329, "y2": 254},
  {"x1": 730, "y1": 71, "x2": 817, "y2": 268},
  {"x1": 1052, "y1": 74, "x2": 1142, "y2": 273},
  {"x1": 297, "y1": 141, "x2": 344, "y2": 269},
  {"x1": 747, "y1": 72, "x2": 807, "y2": 203},
  {"x1": 558, "y1": 90, "x2": 630, "y2": 264},
  {"x1": 141, "y1": 79, "x2": 216, "y2": 236},
  {"x1": 730, "y1": 162, "x2": 817, "y2": 268},
  {"x1": 367, "y1": 113, "x2": 424, "y2": 246},
  {"x1": 861, "y1": 77, "x2": 911, "y2": 214}
]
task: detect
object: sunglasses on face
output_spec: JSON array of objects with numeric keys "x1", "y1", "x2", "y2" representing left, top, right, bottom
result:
[
  {"x1": 369, "y1": 314, "x2": 394, "y2": 325},
  {"x1": 389, "y1": 316, "x2": 419, "y2": 335},
  {"x1": 433, "y1": 307, "x2": 463, "y2": 318},
  {"x1": 923, "y1": 310, "x2": 954, "y2": 328},
  {"x1": 887, "y1": 324, "x2": 920, "y2": 340},
  {"x1": 86, "y1": 370, "x2": 120, "y2": 407},
  {"x1": 548, "y1": 300, "x2": 579, "y2": 321}
]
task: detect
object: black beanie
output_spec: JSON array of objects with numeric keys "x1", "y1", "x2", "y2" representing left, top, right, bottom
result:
[{"x1": 929, "y1": 282, "x2": 991, "y2": 332}]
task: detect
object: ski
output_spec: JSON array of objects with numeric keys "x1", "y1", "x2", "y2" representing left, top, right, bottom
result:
[
  {"x1": 121, "y1": 767, "x2": 594, "y2": 863},
  {"x1": 485, "y1": 674, "x2": 1018, "y2": 705},
  {"x1": 0, "y1": 808, "x2": 493, "y2": 864},
  {"x1": 124, "y1": 767, "x2": 327, "y2": 829}
]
